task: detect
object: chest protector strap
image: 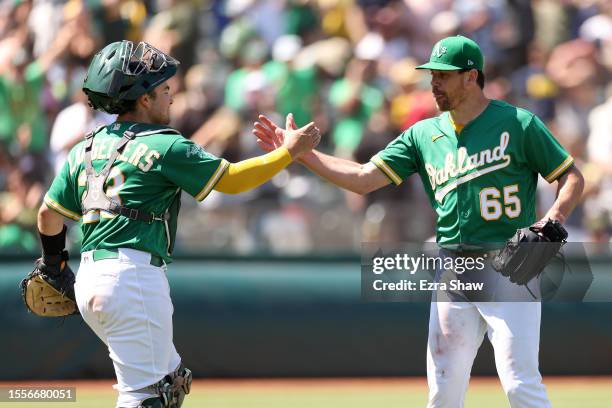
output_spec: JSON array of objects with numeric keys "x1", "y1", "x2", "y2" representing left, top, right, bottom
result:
[{"x1": 81, "y1": 124, "x2": 180, "y2": 223}]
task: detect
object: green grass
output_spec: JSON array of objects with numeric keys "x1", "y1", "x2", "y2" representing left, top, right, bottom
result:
[{"x1": 1, "y1": 380, "x2": 610, "y2": 407}]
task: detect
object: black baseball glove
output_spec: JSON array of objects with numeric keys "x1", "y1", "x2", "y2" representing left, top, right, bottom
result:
[
  {"x1": 492, "y1": 219, "x2": 568, "y2": 285},
  {"x1": 20, "y1": 250, "x2": 78, "y2": 317}
]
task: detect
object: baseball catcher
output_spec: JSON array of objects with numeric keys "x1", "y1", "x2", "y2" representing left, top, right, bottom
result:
[
  {"x1": 492, "y1": 219, "x2": 568, "y2": 285},
  {"x1": 31, "y1": 38, "x2": 319, "y2": 408},
  {"x1": 20, "y1": 226, "x2": 78, "y2": 317}
]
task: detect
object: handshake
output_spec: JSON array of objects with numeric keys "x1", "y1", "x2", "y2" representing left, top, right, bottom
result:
[{"x1": 253, "y1": 114, "x2": 320, "y2": 160}]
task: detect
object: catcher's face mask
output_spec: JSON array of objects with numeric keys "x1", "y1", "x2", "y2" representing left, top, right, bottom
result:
[
  {"x1": 124, "y1": 42, "x2": 179, "y2": 76},
  {"x1": 82, "y1": 41, "x2": 180, "y2": 113}
]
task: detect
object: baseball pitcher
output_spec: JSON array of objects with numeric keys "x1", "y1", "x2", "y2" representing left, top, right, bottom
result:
[{"x1": 254, "y1": 36, "x2": 584, "y2": 408}]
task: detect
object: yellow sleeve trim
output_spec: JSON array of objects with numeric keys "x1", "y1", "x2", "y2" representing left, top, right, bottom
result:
[
  {"x1": 214, "y1": 147, "x2": 293, "y2": 194},
  {"x1": 195, "y1": 159, "x2": 230, "y2": 201},
  {"x1": 371, "y1": 155, "x2": 402, "y2": 185},
  {"x1": 44, "y1": 194, "x2": 82, "y2": 221},
  {"x1": 544, "y1": 156, "x2": 574, "y2": 183}
]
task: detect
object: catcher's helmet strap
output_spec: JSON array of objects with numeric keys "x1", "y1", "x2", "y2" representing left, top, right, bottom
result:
[{"x1": 81, "y1": 125, "x2": 178, "y2": 223}]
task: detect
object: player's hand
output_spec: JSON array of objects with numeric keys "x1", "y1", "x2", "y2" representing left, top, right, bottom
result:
[
  {"x1": 284, "y1": 119, "x2": 320, "y2": 159},
  {"x1": 254, "y1": 114, "x2": 318, "y2": 159},
  {"x1": 253, "y1": 114, "x2": 295, "y2": 152}
]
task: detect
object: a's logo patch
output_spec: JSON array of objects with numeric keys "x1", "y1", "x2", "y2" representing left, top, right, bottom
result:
[
  {"x1": 186, "y1": 144, "x2": 209, "y2": 160},
  {"x1": 433, "y1": 45, "x2": 448, "y2": 58}
]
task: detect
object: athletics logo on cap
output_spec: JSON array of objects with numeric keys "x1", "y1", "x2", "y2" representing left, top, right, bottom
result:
[
  {"x1": 433, "y1": 45, "x2": 447, "y2": 58},
  {"x1": 417, "y1": 35, "x2": 484, "y2": 71}
]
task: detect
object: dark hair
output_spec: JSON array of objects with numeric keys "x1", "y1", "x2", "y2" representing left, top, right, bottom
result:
[
  {"x1": 86, "y1": 89, "x2": 156, "y2": 115},
  {"x1": 459, "y1": 69, "x2": 485, "y2": 89}
]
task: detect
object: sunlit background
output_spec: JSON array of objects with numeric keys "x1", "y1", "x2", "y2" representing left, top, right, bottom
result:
[{"x1": 1, "y1": 2, "x2": 611, "y2": 406}]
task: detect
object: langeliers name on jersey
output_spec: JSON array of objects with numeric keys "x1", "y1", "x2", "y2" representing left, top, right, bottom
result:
[{"x1": 68, "y1": 139, "x2": 161, "y2": 175}]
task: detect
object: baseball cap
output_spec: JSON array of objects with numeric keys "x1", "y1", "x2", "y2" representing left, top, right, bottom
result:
[{"x1": 416, "y1": 35, "x2": 484, "y2": 71}]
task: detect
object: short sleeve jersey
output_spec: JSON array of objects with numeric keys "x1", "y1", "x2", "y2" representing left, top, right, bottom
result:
[
  {"x1": 371, "y1": 100, "x2": 573, "y2": 246},
  {"x1": 44, "y1": 122, "x2": 229, "y2": 262}
]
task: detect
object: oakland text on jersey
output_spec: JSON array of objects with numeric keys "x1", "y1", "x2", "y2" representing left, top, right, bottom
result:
[
  {"x1": 426, "y1": 131, "x2": 510, "y2": 202},
  {"x1": 67, "y1": 138, "x2": 161, "y2": 175}
]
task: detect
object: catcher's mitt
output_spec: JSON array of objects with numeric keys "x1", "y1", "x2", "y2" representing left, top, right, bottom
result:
[
  {"x1": 492, "y1": 219, "x2": 568, "y2": 285},
  {"x1": 20, "y1": 251, "x2": 78, "y2": 317}
]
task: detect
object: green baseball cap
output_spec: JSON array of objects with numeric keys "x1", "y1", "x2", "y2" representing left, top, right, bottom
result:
[{"x1": 416, "y1": 35, "x2": 484, "y2": 71}]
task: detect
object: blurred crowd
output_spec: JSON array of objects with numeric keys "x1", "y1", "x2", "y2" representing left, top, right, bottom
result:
[{"x1": 0, "y1": 0, "x2": 611, "y2": 254}]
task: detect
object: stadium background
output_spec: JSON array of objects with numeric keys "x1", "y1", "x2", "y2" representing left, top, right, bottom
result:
[{"x1": 1, "y1": 0, "x2": 611, "y2": 406}]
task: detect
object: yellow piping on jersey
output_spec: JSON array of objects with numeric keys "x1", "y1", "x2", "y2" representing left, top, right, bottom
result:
[
  {"x1": 195, "y1": 159, "x2": 230, "y2": 201},
  {"x1": 544, "y1": 156, "x2": 574, "y2": 183},
  {"x1": 44, "y1": 194, "x2": 82, "y2": 221},
  {"x1": 371, "y1": 155, "x2": 402, "y2": 185}
]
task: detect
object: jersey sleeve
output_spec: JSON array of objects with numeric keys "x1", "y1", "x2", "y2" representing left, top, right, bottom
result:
[
  {"x1": 370, "y1": 129, "x2": 419, "y2": 185},
  {"x1": 161, "y1": 138, "x2": 229, "y2": 201},
  {"x1": 44, "y1": 157, "x2": 82, "y2": 221},
  {"x1": 523, "y1": 115, "x2": 574, "y2": 183}
]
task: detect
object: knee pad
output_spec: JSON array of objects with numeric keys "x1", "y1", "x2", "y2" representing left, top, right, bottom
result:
[
  {"x1": 147, "y1": 363, "x2": 192, "y2": 408},
  {"x1": 137, "y1": 397, "x2": 164, "y2": 408}
]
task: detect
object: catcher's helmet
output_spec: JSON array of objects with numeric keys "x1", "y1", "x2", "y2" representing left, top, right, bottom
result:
[{"x1": 82, "y1": 41, "x2": 179, "y2": 114}]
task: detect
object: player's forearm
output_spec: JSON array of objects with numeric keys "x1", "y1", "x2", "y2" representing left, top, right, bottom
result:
[
  {"x1": 214, "y1": 147, "x2": 292, "y2": 194},
  {"x1": 544, "y1": 166, "x2": 584, "y2": 223},
  {"x1": 298, "y1": 150, "x2": 374, "y2": 195},
  {"x1": 38, "y1": 204, "x2": 66, "y2": 236}
]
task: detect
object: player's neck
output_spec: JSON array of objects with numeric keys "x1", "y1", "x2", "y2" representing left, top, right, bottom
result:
[
  {"x1": 117, "y1": 111, "x2": 151, "y2": 124},
  {"x1": 450, "y1": 92, "x2": 490, "y2": 126}
]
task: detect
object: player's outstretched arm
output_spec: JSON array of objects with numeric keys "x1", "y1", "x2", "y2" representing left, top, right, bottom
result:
[
  {"x1": 214, "y1": 120, "x2": 320, "y2": 194},
  {"x1": 254, "y1": 114, "x2": 391, "y2": 195},
  {"x1": 542, "y1": 165, "x2": 585, "y2": 223}
]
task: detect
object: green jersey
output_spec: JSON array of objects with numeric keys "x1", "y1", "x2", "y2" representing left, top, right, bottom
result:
[
  {"x1": 44, "y1": 121, "x2": 228, "y2": 262},
  {"x1": 371, "y1": 100, "x2": 573, "y2": 245}
]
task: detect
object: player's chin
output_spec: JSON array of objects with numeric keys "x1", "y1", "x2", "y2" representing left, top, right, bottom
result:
[
  {"x1": 434, "y1": 96, "x2": 451, "y2": 111},
  {"x1": 160, "y1": 114, "x2": 171, "y2": 126},
  {"x1": 436, "y1": 101, "x2": 452, "y2": 112}
]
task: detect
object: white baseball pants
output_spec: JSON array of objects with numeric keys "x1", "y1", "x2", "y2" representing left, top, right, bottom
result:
[
  {"x1": 75, "y1": 248, "x2": 182, "y2": 407},
  {"x1": 426, "y1": 257, "x2": 552, "y2": 408}
]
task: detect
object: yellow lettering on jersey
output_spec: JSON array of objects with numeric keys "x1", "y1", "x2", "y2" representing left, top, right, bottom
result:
[
  {"x1": 129, "y1": 143, "x2": 149, "y2": 166},
  {"x1": 139, "y1": 150, "x2": 160, "y2": 172}
]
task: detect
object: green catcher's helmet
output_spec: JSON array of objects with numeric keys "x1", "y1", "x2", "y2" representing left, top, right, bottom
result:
[{"x1": 83, "y1": 41, "x2": 179, "y2": 114}]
